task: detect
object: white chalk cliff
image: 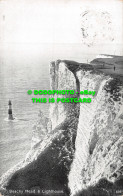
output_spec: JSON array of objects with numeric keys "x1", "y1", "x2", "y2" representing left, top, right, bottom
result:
[
  {"x1": 0, "y1": 59, "x2": 123, "y2": 196},
  {"x1": 68, "y1": 64, "x2": 123, "y2": 195}
]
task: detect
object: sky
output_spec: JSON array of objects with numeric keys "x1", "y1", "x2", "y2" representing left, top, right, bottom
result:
[
  {"x1": 0, "y1": 0, "x2": 123, "y2": 44},
  {"x1": 0, "y1": 0, "x2": 123, "y2": 61},
  {"x1": 0, "y1": 0, "x2": 81, "y2": 44}
]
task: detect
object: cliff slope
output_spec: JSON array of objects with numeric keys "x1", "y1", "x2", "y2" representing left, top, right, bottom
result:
[
  {"x1": 0, "y1": 59, "x2": 123, "y2": 196},
  {"x1": 68, "y1": 65, "x2": 123, "y2": 195},
  {"x1": 0, "y1": 60, "x2": 80, "y2": 196}
]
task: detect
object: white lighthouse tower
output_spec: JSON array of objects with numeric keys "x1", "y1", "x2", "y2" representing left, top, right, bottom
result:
[{"x1": 8, "y1": 100, "x2": 14, "y2": 120}]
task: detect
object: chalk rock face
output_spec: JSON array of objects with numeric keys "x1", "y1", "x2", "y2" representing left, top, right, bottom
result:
[
  {"x1": 0, "y1": 60, "x2": 80, "y2": 196},
  {"x1": 68, "y1": 69, "x2": 123, "y2": 195},
  {"x1": 31, "y1": 110, "x2": 52, "y2": 148},
  {"x1": 50, "y1": 60, "x2": 79, "y2": 130},
  {"x1": 0, "y1": 59, "x2": 122, "y2": 196}
]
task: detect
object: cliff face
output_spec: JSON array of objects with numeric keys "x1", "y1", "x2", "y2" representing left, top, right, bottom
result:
[
  {"x1": 50, "y1": 60, "x2": 123, "y2": 195},
  {"x1": 0, "y1": 60, "x2": 80, "y2": 196},
  {"x1": 0, "y1": 60, "x2": 123, "y2": 196},
  {"x1": 49, "y1": 60, "x2": 79, "y2": 130},
  {"x1": 68, "y1": 68, "x2": 123, "y2": 195}
]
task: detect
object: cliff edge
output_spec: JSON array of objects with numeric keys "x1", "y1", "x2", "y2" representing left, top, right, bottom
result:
[{"x1": 0, "y1": 59, "x2": 123, "y2": 196}]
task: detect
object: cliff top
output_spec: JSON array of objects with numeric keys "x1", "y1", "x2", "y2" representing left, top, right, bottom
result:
[
  {"x1": 61, "y1": 55, "x2": 123, "y2": 83},
  {"x1": 90, "y1": 55, "x2": 123, "y2": 82}
]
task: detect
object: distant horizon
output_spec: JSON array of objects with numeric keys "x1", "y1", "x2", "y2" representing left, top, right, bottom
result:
[{"x1": 0, "y1": 43, "x2": 123, "y2": 67}]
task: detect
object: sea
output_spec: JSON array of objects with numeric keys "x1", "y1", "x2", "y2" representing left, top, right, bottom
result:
[{"x1": 0, "y1": 43, "x2": 122, "y2": 177}]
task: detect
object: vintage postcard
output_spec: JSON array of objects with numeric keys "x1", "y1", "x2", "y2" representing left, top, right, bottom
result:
[{"x1": 0, "y1": 0, "x2": 123, "y2": 196}]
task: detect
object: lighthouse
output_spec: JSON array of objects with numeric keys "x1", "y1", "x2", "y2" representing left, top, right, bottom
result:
[{"x1": 8, "y1": 100, "x2": 14, "y2": 120}]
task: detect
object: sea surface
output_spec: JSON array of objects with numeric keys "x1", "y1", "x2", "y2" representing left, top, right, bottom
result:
[{"x1": 0, "y1": 43, "x2": 122, "y2": 177}]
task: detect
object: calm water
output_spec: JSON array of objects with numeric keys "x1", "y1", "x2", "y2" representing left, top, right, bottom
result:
[{"x1": 0, "y1": 43, "x2": 121, "y2": 177}]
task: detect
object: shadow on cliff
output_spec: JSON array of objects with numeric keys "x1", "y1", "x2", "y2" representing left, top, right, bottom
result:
[
  {"x1": 74, "y1": 178, "x2": 123, "y2": 196},
  {"x1": 0, "y1": 60, "x2": 82, "y2": 196},
  {"x1": 2, "y1": 105, "x2": 80, "y2": 196}
]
